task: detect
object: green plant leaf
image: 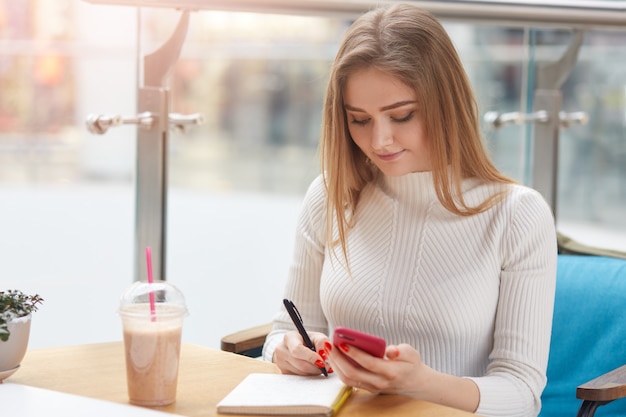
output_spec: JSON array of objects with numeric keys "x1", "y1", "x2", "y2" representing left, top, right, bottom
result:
[{"x1": 0, "y1": 290, "x2": 44, "y2": 342}]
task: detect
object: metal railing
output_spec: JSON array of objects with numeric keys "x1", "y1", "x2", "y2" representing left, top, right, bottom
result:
[{"x1": 85, "y1": 0, "x2": 626, "y2": 29}]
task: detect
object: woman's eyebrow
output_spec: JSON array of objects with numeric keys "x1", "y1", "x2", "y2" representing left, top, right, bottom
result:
[{"x1": 344, "y1": 100, "x2": 417, "y2": 112}]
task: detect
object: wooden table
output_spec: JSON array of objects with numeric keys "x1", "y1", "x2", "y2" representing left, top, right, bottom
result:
[{"x1": 10, "y1": 342, "x2": 475, "y2": 417}]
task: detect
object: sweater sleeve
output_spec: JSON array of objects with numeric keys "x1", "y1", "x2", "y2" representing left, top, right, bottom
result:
[
  {"x1": 469, "y1": 188, "x2": 558, "y2": 417},
  {"x1": 262, "y1": 175, "x2": 329, "y2": 362}
]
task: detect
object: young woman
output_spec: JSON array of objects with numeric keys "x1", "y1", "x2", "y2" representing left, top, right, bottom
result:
[{"x1": 262, "y1": 4, "x2": 557, "y2": 417}]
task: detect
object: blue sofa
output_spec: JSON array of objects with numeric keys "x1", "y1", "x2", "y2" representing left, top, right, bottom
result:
[{"x1": 540, "y1": 254, "x2": 626, "y2": 417}]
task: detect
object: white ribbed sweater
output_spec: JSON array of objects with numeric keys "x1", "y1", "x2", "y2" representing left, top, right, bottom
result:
[{"x1": 263, "y1": 172, "x2": 557, "y2": 417}]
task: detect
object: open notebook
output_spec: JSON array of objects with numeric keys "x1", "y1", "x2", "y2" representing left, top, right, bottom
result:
[
  {"x1": 216, "y1": 373, "x2": 352, "y2": 416},
  {"x1": 0, "y1": 383, "x2": 186, "y2": 417}
]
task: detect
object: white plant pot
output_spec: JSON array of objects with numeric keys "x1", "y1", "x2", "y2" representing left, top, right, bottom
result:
[{"x1": 0, "y1": 315, "x2": 32, "y2": 373}]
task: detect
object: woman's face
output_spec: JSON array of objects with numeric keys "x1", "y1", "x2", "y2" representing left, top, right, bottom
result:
[{"x1": 344, "y1": 67, "x2": 432, "y2": 175}]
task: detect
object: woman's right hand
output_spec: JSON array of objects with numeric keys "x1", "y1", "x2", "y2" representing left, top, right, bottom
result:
[{"x1": 272, "y1": 330, "x2": 331, "y2": 376}]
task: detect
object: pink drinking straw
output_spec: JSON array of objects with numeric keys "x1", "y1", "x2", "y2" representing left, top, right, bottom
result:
[{"x1": 145, "y1": 246, "x2": 157, "y2": 322}]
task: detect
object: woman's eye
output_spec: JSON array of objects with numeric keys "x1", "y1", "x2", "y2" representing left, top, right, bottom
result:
[
  {"x1": 392, "y1": 111, "x2": 415, "y2": 123},
  {"x1": 350, "y1": 117, "x2": 370, "y2": 126}
]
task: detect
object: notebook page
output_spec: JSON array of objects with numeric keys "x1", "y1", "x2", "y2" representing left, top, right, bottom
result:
[{"x1": 217, "y1": 373, "x2": 348, "y2": 411}]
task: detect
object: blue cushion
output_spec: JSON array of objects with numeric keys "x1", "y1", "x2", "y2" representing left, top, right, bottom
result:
[{"x1": 540, "y1": 255, "x2": 626, "y2": 417}]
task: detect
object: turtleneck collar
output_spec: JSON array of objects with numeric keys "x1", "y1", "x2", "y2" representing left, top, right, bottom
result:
[{"x1": 378, "y1": 171, "x2": 439, "y2": 204}]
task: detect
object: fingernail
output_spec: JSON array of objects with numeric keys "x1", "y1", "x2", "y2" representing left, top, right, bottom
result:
[
  {"x1": 319, "y1": 349, "x2": 328, "y2": 360},
  {"x1": 339, "y1": 343, "x2": 349, "y2": 353},
  {"x1": 324, "y1": 341, "x2": 333, "y2": 352},
  {"x1": 315, "y1": 359, "x2": 326, "y2": 368},
  {"x1": 328, "y1": 366, "x2": 334, "y2": 374}
]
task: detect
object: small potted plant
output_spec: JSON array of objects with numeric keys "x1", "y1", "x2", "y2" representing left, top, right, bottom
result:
[{"x1": 0, "y1": 290, "x2": 44, "y2": 382}]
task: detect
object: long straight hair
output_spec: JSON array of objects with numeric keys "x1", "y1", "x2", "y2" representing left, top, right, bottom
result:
[{"x1": 319, "y1": 4, "x2": 514, "y2": 263}]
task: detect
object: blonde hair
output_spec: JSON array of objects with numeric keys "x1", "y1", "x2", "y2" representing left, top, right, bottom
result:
[{"x1": 320, "y1": 4, "x2": 514, "y2": 263}]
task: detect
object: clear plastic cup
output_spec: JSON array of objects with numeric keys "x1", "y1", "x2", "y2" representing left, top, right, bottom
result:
[{"x1": 118, "y1": 280, "x2": 188, "y2": 406}]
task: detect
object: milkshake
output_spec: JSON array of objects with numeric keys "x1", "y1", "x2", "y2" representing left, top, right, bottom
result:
[{"x1": 118, "y1": 281, "x2": 188, "y2": 406}]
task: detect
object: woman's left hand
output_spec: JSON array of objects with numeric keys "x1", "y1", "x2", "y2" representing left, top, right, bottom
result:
[
  {"x1": 328, "y1": 342, "x2": 480, "y2": 412},
  {"x1": 327, "y1": 342, "x2": 431, "y2": 397}
]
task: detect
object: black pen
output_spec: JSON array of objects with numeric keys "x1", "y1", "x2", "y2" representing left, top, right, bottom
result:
[{"x1": 283, "y1": 298, "x2": 328, "y2": 377}]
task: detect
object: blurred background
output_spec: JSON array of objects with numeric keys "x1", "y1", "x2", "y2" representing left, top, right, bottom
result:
[{"x1": 1, "y1": 0, "x2": 625, "y2": 350}]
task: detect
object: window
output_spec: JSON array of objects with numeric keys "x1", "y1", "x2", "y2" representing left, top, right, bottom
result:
[{"x1": 1, "y1": 1, "x2": 624, "y2": 349}]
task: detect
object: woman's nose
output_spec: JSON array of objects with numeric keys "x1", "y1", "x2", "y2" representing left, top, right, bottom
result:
[{"x1": 371, "y1": 119, "x2": 393, "y2": 150}]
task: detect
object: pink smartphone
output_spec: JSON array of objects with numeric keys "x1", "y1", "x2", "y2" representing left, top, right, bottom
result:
[{"x1": 333, "y1": 327, "x2": 386, "y2": 359}]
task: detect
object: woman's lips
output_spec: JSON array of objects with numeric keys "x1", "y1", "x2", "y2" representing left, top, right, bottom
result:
[{"x1": 375, "y1": 150, "x2": 405, "y2": 162}]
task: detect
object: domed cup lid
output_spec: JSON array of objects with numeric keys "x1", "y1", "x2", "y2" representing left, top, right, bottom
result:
[{"x1": 118, "y1": 280, "x2": 188, "y2": 320}]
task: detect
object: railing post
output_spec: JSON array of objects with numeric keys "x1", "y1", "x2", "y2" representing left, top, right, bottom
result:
[
  {"x1": 531, "y1": 29, "x2": 584, "y2": 221},
  {"x1": 135, "y1": 87, "x2": 169, "y2": 282},
  {"x1": 531, "y1": 89, "x2": 562, "y2": 217},
  {"x1": 134, "y1": 11, "x2": 189, "y2": 281}
]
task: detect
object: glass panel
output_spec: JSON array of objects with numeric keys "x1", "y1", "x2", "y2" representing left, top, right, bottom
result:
[
  {"x1": 139, "y1": 9, "x2": 339, "y2": 347},
  {"x1": 554, "y1": 28, "x2": 626, "y2": 248},
  {"x1": 2, "y1": 2, "x2": 625, "y2": 351},
  {"x1": 0, "y1": 1, "x2": 137, "y2": 348},
  {"x1": 457, "y1": 25, "x2": 530, "y2": 181},
  {"x1": 155, "y1": 11, "x2": 626, "y2": 347},
  {"x1": 457, "y1": 23, "x2": 626, "y2": 252}
]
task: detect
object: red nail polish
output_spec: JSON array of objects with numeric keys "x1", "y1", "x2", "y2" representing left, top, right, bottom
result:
[
  {"x1": 324, "y1": 341, "x2": 333, "y2": 352},
  {"x1": 328, "y1": 367, "x2": 334, "y2": 374},
  {"x1": 319, "y1": 349, "x2": 328, "y2": 360},
  {"x1": 315, "y1": 359, "x2": 325, "y2": 368},
  {"x1": 339, "y1": 343, "x2": 349, "y2": 353}
]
